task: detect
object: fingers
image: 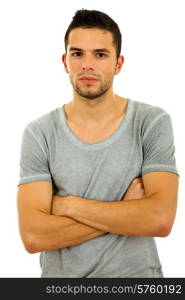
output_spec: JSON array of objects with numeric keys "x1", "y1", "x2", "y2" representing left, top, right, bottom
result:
[
  {"x1": 122, "y1": 176, "x2": 146, "y2": 201},
  {"x1": 132, "y1": 177, "x2": 144, "y2": 188},
  {"x1": 132, "y1": 177, "x2": 142, "y2": 183}
]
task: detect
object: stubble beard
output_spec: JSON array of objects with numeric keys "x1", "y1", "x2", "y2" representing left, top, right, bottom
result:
[{"x1": 69, "y1": 75, "x2": 113, "y2": 100}]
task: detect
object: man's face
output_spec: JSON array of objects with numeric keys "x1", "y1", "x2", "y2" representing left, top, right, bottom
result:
[{"x1": 63, "y1": 28, "x2": 123, "y2": 100}]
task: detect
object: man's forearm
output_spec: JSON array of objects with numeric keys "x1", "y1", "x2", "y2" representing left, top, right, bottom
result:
[
  {"x1": 25, "y1": 212, "x2": 106, "y2": 253},
  {"x1": 61, "y1": 195, "x2": 167, "y2": 237}
]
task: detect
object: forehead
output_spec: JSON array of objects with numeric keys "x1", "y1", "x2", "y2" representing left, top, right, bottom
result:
[{"x1": 67, "y1": 28, "x2": 114, "y2": 51}]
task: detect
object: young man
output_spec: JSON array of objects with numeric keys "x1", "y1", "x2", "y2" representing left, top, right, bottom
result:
[{"x1": 17, "y1": 9, "x2": 179, "y2": 278}]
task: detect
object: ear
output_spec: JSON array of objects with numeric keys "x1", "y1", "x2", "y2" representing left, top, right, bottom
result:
[
  {"x1": 62, "y1": 54, "x2": 69, "y2": 73},
  {"x1": 115, "y1": 55, "x2": 124, "y2": 75}
]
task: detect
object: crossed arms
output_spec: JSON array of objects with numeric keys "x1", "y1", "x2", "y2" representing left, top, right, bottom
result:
[{"x1": 17, "y1": 171, "x2": 179, "y2": 253}]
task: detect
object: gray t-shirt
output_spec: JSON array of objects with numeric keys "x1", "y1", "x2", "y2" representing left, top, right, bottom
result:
[{"x1": 18, "y1": 98, "x2": 179, "y2": 278}]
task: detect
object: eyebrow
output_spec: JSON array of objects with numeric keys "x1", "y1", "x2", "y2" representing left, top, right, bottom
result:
[
  {"x1": 69, "y1": 47, "x2": 110, "y2": 53},
  {"x1": 69, "y1": 47, "x2": 82, "y2": 52},
  {"x1": 95, "y1": 48, "x2": 110, "y2": 53}
]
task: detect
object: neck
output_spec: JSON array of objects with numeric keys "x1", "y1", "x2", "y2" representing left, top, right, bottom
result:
[{"x1": 66, "y1": 89, "x2": 126, "y2": 125}]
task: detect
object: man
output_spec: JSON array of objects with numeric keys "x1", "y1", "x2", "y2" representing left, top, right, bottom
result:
[{"x1": 17, "y1": 9, "x2": 179, "y2": 278}]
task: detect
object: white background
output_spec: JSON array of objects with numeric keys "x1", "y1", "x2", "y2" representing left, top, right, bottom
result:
[{"x1": 0, "y1": 0, "x2": 184, "y2": 277}]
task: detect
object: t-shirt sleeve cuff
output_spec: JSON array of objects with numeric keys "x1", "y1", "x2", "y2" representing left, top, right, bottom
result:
[
  {"x1": 17, "y1": 174, "x2": 52, "y2": 186},
  {"x1": 142, "y1": 164, "x2": 180, "y2": 177}
]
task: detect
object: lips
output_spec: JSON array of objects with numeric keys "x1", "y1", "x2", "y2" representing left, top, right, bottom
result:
[{"x1": 79, "y1": 76, "x2": 99, "y2": 83}]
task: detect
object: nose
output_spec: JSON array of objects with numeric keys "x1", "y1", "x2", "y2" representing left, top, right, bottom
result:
[{"x1": 81, "y1": 55, "x2": 95, "y2": 72}]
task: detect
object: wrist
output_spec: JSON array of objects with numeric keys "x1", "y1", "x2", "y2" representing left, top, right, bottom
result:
[
  {"x1": 52, "y1": 195, "x2": 71, "y2": 216},
  {"x1": 66, "y1": 196, "x2": 83, "y2": 218}
]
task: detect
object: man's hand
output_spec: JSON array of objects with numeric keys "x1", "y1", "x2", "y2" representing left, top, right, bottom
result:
[{"x1": 122, "y1": 177, "x2": 146, "y2": 201}]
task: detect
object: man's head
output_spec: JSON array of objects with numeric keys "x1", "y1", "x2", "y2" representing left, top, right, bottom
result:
[{"x1": 62, "y1": 9, "x2": 124, "y2": 100}]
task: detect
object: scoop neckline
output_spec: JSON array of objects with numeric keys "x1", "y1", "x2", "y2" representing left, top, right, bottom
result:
[{"x1": 59, "y1": 98, "x2": 134, "y2": 150}]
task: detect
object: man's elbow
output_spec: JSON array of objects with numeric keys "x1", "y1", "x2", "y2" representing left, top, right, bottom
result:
[
  {"x1": 21, "y1": 232, "x2": 67, "y2": 253},
  {"x1": 156, "y1": 214, "x2": 174, "y2": 237},
  {"x1": 21, "y1": 232, "x2": 39, "y2": 254}
]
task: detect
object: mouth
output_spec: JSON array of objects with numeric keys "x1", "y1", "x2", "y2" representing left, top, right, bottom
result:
[{"x1": 79, "y1": 76, "x2": 100, "y2": 84}]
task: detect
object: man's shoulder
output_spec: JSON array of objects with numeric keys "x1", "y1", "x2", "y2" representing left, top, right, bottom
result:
[
  {"x1": 131, "y1": 98, "x2": 169, "y2": 120},
  {"x1": 23, "y1": 107, "x2": 61, "y2": 135},
  {"x1": 130, "y1": 99, "x2": 173, "y2": 139}
]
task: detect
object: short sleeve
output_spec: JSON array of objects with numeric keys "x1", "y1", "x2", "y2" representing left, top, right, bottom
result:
[
  {"x1": 142, "y1": 111, "x2": 179, "y2": 176},
  {"x1": 17, "y1": 123, "x2": 52, "y2": 186}
]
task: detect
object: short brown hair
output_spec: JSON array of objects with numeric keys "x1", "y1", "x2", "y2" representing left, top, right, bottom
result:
[{"x1": 64, "y1": 9, "x2": 122, "y2": 59}]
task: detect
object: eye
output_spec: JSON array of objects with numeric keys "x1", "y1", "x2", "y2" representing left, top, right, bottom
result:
[
  {"x1": 71, "y1": 52, "x2": 82, "y2": 57},
  {"x1": 96, "y1": 53, "x2": 107, "y2": 58}
]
